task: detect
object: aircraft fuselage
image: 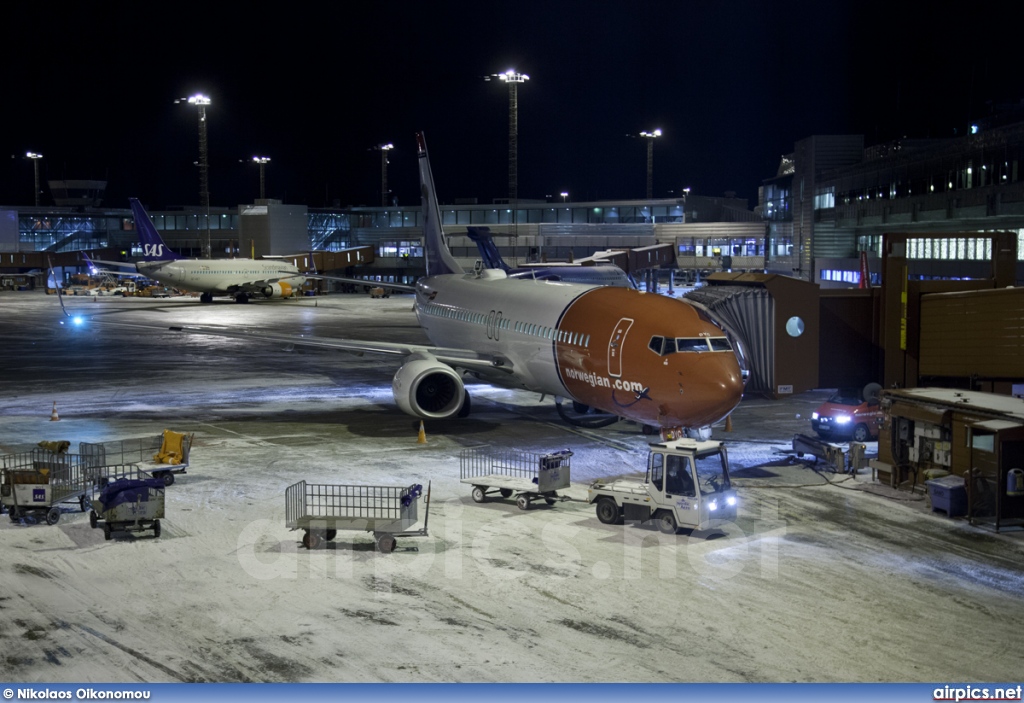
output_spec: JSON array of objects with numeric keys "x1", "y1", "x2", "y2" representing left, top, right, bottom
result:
[
  {"x1": 415, "y1": 271, "x2": 743, "y2": 429},
  {"x1": 136, "y1": 259, "x2": 305, "y2": 298}
]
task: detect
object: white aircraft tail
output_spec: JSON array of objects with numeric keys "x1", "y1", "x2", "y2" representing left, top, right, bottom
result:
[{"x1": 416, "y1": 132, "x2": 463, "y2": 277}]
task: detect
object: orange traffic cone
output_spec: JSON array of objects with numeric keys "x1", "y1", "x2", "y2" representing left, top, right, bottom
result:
[
  {"x1": 50, "y1": 401, "x2": 61, "y2": 422},
  {"x1": 725, "y1": 415, "x2": 733, "y2": 432},
  {"x1": 416, "y1": 420, "x2": 427, "y2": 444}
]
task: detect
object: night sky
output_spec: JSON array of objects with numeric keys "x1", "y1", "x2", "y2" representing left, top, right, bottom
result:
[{"x1": 3, "y1": 1, "x2": 1020, "y2": 211}]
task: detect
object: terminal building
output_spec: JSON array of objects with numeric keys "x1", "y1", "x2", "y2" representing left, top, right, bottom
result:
[{"x1": 4, "y1": 118, "x2": 1024, "y2": 288}]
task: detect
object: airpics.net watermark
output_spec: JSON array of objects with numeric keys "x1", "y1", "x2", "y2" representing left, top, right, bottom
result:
[
  {"x1": 234, "y1": 496, "x2": 787, "y2": 586},
  {"x1": 934, "y1": 685, "x2": 1023, "y2": 701}
]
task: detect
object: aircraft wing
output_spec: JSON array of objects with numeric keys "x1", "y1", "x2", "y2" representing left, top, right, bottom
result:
[
  {"x1": 66, "y1": 316, "x2": 513, "y2": 376},
  {"x1": 87, "y1": 257, "x2": 138, "y2": 270},
  {"x1": 299, "y1": 273, "x2": 418, "y2": 294},
  {"x1": 233, "y1": 274, "x2": 309, "y2": 292}
]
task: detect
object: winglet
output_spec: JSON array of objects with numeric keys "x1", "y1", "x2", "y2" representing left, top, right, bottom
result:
[
  {"x1": 80, "y1": 251, "x2": 98, "y2": 274},
  {"x1": 416, "y1": 132, "x2": 463, "y2": 277},
  {"x1": 129, "y1": 198, "x2": 183, "y2": 261}
]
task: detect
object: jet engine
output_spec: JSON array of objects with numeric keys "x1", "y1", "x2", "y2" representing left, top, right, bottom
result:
[
  {"x1": 392, "y1": 353, "x2": 465, "y2": 419},
  {"x1": 261, "y1": 282, "x2": 294, "y2": 299}
]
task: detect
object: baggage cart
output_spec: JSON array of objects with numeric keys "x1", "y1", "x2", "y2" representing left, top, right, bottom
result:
[
  {"x1": 285, "y1": 481, "x2": 430, "y2": 553},
  {"x1": 1, "y1": 449, "x2": 92, "y2": 525},
  {"x1": 460, "y1": 448, "x2": 572, "y2": 510},
  {"x1": 79, "y1": 430, "x2": 194, "y2": 486},
  {"x1": 89, "y1": 466, "x2": 165, "y2": 540}
]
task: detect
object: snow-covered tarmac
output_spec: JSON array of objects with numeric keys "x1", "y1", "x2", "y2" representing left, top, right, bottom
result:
[{"x1": 1, "y1": 291, "x2": 1022, "y2": 682}]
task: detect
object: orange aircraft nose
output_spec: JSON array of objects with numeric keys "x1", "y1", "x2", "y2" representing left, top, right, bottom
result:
[
  {"x1": 703, "y1": 355, "x2": 745, "y2": 424},
  {"x1": 666, "y1": 353, "x2": 744, "y2": 429}
]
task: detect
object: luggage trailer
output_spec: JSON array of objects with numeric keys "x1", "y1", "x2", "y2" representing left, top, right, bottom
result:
[
  {"x1": 286, "y1": 481, "x2": 431, "y2": 553},
  {"x1": 460, "y1": 448, "x2": 572, "y2": 510},
  {"x1": 1, "y1": 449, "x2": 93, "y2": 525}
]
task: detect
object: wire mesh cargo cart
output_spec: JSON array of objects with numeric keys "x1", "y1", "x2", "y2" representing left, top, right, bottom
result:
[
  {"x1": 285, "y1": 481, "x2": 431, "y2": 553},
  {"x1": 1, "y1": 449, "x2": 93, "y2": 525},
  {"x1": 79, "y1": 430, "x2": 194, "y2": 487},
  {"x1": 460, "y1": 448, "x2": 572, "y2": 510},
  {"x1": 89, "y1": 466, "x2": 165, "y2": 540}
]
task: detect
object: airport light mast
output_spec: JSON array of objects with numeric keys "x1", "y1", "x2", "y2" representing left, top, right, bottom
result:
[
  {"x1": 376, "y1": 143, "x2": 394, "y2": 206},
  {"x1": 176, "y1": 93, "x2": 212, "y2": 259},
  {"x1": 640, "y1": 129, "x2": 662, "y2": 201},
  {"x1": 488, "y1": 69, "x2": 529, "y2": 265},
  {"x1": 252, "y1": 156, "x2": 270, "y2": 200},
  {"x1": 25, "y1": 152, "x2": 43, "y2": 207}
]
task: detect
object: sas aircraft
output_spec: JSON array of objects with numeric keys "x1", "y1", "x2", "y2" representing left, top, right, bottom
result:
[
  {"x1": 91, "y1": 199, "x2": 307, "y2": 304},
  {"x1": 64, "y1": 133, "x2": 744, "y2": 436}
]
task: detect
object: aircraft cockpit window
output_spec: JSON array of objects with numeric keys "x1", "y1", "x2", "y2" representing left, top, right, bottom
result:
[
  {"x1": 676, "y1": 337, "x2": 711, "y2": 353},
  {"x1": 709, "y1": 337, "x2": 732, "y2": 351},
  {"x1": 649, "y1": 336, "x2": 685, "y2": 356}
]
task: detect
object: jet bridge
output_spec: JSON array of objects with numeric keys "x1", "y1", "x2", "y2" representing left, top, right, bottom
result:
[{"x1": 684, "y1": 273, "x2": 819, "y2": 399}]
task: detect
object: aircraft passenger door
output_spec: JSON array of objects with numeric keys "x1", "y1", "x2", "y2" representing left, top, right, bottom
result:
[
  {"x1": 486, "y1": 310, "x2": 502, "y2": 340},
  {"x1": 607, "y1": 318, "x2": 634, "y2": 378}
]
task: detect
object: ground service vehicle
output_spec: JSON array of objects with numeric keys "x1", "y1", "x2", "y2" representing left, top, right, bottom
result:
[
  {"x1": 811, "y1": 387, "x2": 883, "y2": 442},
  {"x1": 588, "y1": 439, "x2": 738, "y2": 533}
]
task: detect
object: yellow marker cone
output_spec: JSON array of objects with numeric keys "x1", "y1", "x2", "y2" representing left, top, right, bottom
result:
[
  {"x1": 725, "y1": 415, "x2": 733, "y2": 432},
  {"x1": 417, "y1": 420, "x2": 427, "y2": 444},
  {"x1": 50, "y1": 401, "x2": 60, "y2": 422}
]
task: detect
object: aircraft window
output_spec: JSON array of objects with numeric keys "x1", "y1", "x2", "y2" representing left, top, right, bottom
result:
[
  {"x1": 677, "y1": 338, "x2": 711, "y2": 352},
  {"x1": 649, "y1": 336, "x2": 664, "y2": 354},
  {"x1": 665, "y1": 455, "x2": 695, "y2": 497},
  {"x1": 650, "y1": 453, "x2": 664, "y2": 491},
  {"x1": 584, "y1": 334, "x2": 590, "y2": 347},
  {"x1": 662, "y1": 338, "x2": 677, "y2": 355},
  {"x1": 709, "y1": 337, "x2": 732, "y2": 351}
]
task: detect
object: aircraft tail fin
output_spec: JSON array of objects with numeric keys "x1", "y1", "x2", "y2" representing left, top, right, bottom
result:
[
  {"x1": 466, "y1": 226, "x2": 510, "y2": 272},
  {"x1": 129, "y1": 198, "x2": 182, "y2": 261},
  {"x1": 416, "y1": 132, "x2": 462, "y2": 276}
]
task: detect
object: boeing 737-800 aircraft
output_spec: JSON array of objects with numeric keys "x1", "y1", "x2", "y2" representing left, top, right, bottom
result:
[
  {"x1": 91, "y1": 199, "x2": 307, "y2": 304},
  {"x1": 63, "y1": 133, "x2": 744, "y2": 435}
]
